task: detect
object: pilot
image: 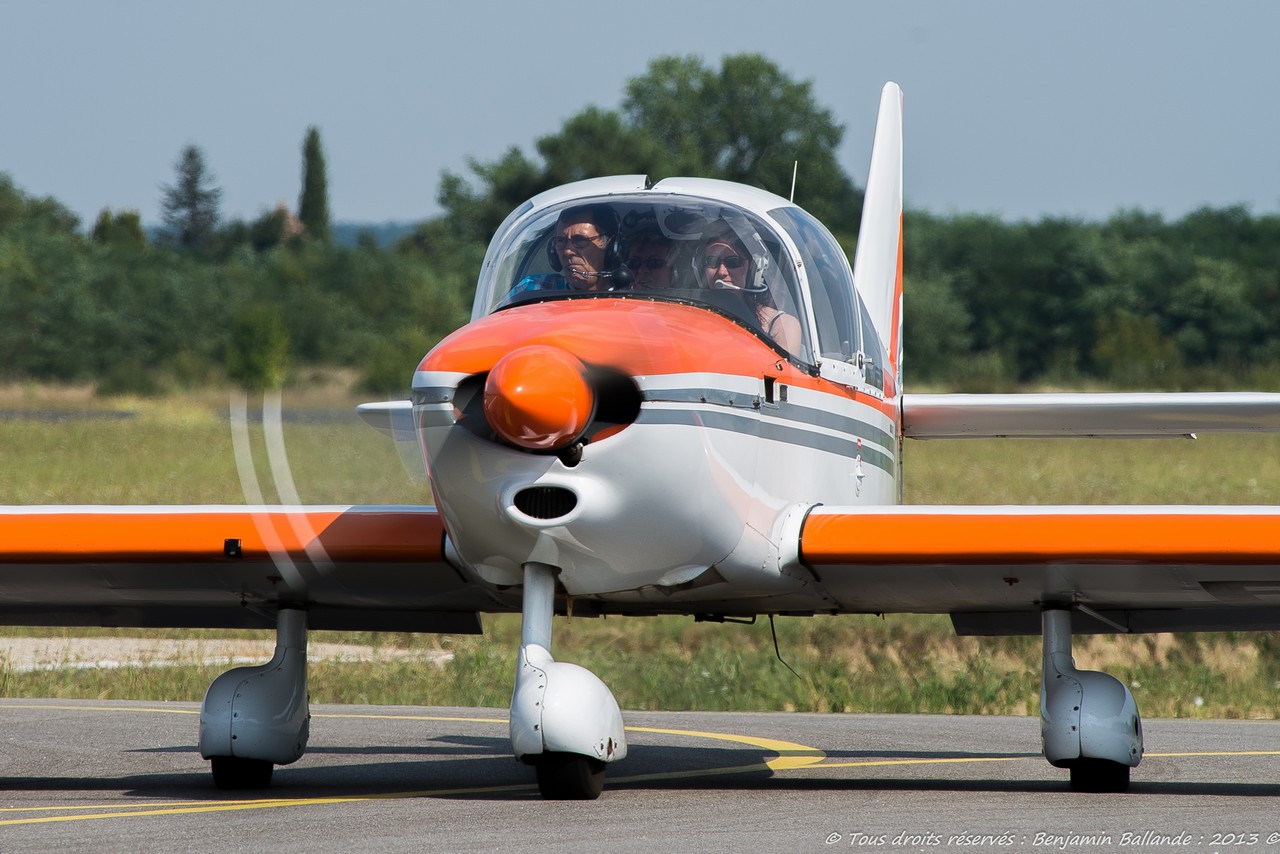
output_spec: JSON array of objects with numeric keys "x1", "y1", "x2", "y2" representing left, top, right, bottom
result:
[
  {"x1": 624, "y1": 230, "x2": 675, "y2": 289},
  {"x1": 504, "y1": 204, "x2": 628, "y2": 302},
  {"x1": 699, "y1": 226, "x2": 803, "y2": 354}
]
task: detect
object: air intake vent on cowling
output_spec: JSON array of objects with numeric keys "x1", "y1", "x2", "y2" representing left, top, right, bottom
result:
[{"x1": 513, "y1": 486, "x2": 578, "y2": 520}]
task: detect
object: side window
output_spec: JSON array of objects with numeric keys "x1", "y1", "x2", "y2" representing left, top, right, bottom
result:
[
  {"x1": 771, "y1": 208, "x2": 860, "y2": 361},
  {"x1": 478, "y1": 208, "x2": 562, "y2": 315},
  {"x1": 856, "y1": 289, "x2": 887, "y2": 392}
]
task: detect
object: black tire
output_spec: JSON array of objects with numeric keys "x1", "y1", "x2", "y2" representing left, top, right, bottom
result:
[
  {"x1": 534, "y1": 752, "x2": 606, "y2": 800},
  {"x1": 210, "y1": 756, "x2": 274, "y2": 790},
  {"x1": 1069, "y1": 758, "x2": 1130, "y2": 793}
]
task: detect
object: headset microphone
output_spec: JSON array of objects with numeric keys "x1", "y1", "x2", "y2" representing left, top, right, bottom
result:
[{"x1": 712, "y1": 277, "x2": 768, "y2": 293}]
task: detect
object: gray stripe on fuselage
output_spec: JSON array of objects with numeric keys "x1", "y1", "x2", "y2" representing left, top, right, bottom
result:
[
  {"x1": 417, "y1": 382, "x2": 896, "y2": 472},
  {"x1": 642, "y1": 388, "x2": 895, "y2": 454},
  {"x1": 637, "y1": 406, "x2": 895, "y2": 474}
]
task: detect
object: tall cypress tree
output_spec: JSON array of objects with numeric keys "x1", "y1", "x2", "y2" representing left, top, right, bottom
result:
[{"x1": 298, "y1": 126, "x2": 331, "y2": 242}]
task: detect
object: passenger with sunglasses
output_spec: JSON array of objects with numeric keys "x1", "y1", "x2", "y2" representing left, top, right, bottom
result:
[
  {"x1": 700, "y1": 228, "x2": 802, "y2": 355},
  {"x1": 624, "y1": 230, "x2": 674, "y2": 289}
]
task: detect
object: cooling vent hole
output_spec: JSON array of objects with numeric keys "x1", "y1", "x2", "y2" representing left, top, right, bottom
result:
[{"x1": 513, "y1": 486, "x2": 578, "y2": 520}]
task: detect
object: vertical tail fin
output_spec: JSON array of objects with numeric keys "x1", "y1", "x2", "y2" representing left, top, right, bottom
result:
[{"x1": 851, "y1": 82, "x2": 904, "y2": 389}]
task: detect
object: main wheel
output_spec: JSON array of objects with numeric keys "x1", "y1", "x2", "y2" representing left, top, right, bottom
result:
[
  {"x1": 1069, "y1": 758, "x2": 1130, "y2": 793},
  {"x1": 534, "y1": 752, "x2": 606, "y2": 800},
  {"x1": 210, "y1": 756, "x2": 274, "y2": 790}
]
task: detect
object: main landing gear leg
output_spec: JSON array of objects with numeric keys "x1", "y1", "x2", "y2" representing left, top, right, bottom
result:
[
  {"x1": 509, "y1": 562, "x2": 627, "y2": 799},
  {"x1": 1040, "y1": 606, "x2": 1142, "y2": 792},
  {"x1": 199, "y1": 608, "x2": 311, "y2": 789}
]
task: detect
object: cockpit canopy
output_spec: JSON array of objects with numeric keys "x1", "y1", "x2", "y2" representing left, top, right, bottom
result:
[{"x1": 472, "y1": 181, "x2": 887, "y2": 387}]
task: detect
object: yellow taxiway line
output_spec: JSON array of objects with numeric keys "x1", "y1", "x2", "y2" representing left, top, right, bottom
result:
[{"x1": 0, "y1": 704, "x2": 1275, "y2": 826}]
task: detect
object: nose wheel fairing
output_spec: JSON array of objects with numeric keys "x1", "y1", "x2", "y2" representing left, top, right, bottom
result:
[
  {"x1": 199, "y1": 608, "x2": 311, "y2": 789},
  {"x1": 1040, "y1": 608, "x2": 1143, "y2": 791},
  {"x1": 511, "y1": 562, "x2": 626, "y2": 800}
]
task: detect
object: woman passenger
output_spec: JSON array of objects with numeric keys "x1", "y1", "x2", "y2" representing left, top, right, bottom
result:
[{"x1": 699, "y1": 228, "x2": 802, "y2": 355}]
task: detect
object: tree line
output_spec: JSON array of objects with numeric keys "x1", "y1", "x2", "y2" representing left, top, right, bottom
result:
[
  {"x1": 906, "y1": 206, "x2": 1280, "y2": 389},
  {"x1": 0, "y1": 127, "x2": 472, "y2": 395},
  {"x1": 1, "y1": 54, "x2": 1277, "y2": 394}
]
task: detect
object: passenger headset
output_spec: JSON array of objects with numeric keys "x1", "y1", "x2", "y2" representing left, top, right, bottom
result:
[{"x1": 546, "y1": 205, "x2": 633, "y2": 288}]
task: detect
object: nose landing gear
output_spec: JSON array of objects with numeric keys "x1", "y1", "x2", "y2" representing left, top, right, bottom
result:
[{"x1": 509, "y1": 562, "x2": 628, "y2": 799}]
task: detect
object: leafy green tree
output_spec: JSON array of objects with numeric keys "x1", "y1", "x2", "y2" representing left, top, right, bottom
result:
[
  {"x1": 435, "y1": 54, "x2": 863, "y2": 248},
  {"x1": 251, "y1": 207, "x2": 290, "y2": 252},
  {"x1": 91, "y1": 208, "x2": 146, "y2": 249},
  {"x1": 436, "y1": 147, "x2": 545, "y2": 248},
  {"x1": 908, "y1": 213, "x2": 1020, "y2": 376},
  {"x1": 216, "y1": 203, "x2": 305, "y2": 257},
  {"x1": 0, "y1": 174, "x2": 80, "y2": 236},
  {"x1": 0, "y1": 174, "x2": 22, "y2": 232},
  {"x1": 298, "y1": 126, "x2": 331, "y2": 241},
  {"x1": 1167, "y1": 257, "x2": 1258, "y2": 368},
  {"x1": 903, "y1": 271, "x2": 971, "y2": 383},
  {"x1": 160, "y1": 144, "x2": 221, "y2": 249},
  {"x1": 623, "y1": 54, "x2": 862, "y2": 233},
  {"x1": 536, "y1": 106, "x2": 666, "y2": 188},
  {"x1": 225, "y1": 303, "x2": 290, "y2": 391},
  {"x1": 360, "y1": 326, "x2": 437, "y2": 394},
  {"x1": 1017, "y1": 218, "x2": 1109, "y2": 380},
  {"x1": 1092, "y1": 312, "x2": 1181, "y2": 389},
  {"x1": 0, "y1": 232, "x2": 95, "y2": 380}
]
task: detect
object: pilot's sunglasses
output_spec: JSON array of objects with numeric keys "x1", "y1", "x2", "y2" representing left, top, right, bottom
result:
[
  {"x1": 626, "y1": 257, "x2": 668, "y2": 271},
  {"x1": 704, "y1": 254, "x2": 746, "y2": 269},
  {"x1": 552, "y1": 234, "x2": 604, "y2": 251}
]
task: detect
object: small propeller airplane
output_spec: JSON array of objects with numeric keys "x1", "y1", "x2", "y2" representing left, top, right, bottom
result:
[{"x1": 6, "y1": 82, "x2": 1280, "y2": 799}]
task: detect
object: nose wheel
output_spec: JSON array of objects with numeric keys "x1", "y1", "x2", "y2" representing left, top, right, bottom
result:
[{"x1": 534, "y1": 752, "x2": 606, "y2": 800}]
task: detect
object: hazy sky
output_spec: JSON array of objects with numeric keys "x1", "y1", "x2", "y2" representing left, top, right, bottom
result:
[{"x1": 3, "y1": 1, "x2": 1277, "y2": 228}]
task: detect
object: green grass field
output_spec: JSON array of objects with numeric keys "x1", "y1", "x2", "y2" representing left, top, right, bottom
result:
[{"x1": 3, "y1": 382, "x2": 1280, "y2": 718}]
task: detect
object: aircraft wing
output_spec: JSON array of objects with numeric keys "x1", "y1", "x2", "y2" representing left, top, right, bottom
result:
[
  {"x1": 800, "y1": 505, "x2": 1280, "y2": 635},
  {"x1": 0, "y1": 505, "x2": 502, "y2": 632},
  {"x1": 902, "y1": 392, "x2": 1280, "y2": 438}
]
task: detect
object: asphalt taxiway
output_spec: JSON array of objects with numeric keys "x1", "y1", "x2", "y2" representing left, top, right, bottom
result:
[{"x1": 1, "y1": 699, "x2": 1278, "y2": 852}]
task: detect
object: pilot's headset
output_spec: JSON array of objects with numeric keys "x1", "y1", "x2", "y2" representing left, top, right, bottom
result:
[
  {"x1": 696, "y1": 224, "x2": 770, "y2": 294},
  {"x1": 545, "y1": 204, "x2": 633, "y2": 288}
]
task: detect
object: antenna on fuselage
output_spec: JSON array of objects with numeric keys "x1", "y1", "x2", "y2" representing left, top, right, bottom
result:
[
  {"x1": 789, "y1": 161, "x2": 799, "y2": 203},
  {"x1": 770, "y1": 614, "x2": 800, "y2": 679}
]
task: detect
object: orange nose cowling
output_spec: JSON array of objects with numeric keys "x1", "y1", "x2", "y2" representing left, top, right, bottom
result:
[{"x1": 483, "y1": 345, "x2": 595, "y2": 451}]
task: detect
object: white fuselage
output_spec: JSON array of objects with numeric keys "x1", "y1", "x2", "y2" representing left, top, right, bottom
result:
[{"x1": 416, "y1": 361, "x2": 897, "y2": 608}]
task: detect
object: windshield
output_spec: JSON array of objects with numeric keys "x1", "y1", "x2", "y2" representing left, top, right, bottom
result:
[{"x1": 474, "y1": 195, "x2": 813, "y2": 362}]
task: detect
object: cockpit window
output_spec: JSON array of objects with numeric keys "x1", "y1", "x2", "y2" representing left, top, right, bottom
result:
[{"x1": 474, "y1": 195, "x2": 813, "y2": 363}]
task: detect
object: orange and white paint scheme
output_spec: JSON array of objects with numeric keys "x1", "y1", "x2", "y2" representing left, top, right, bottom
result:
[{"x1": 7, "y1": 82, "x2": 1280, "y2": 798}]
